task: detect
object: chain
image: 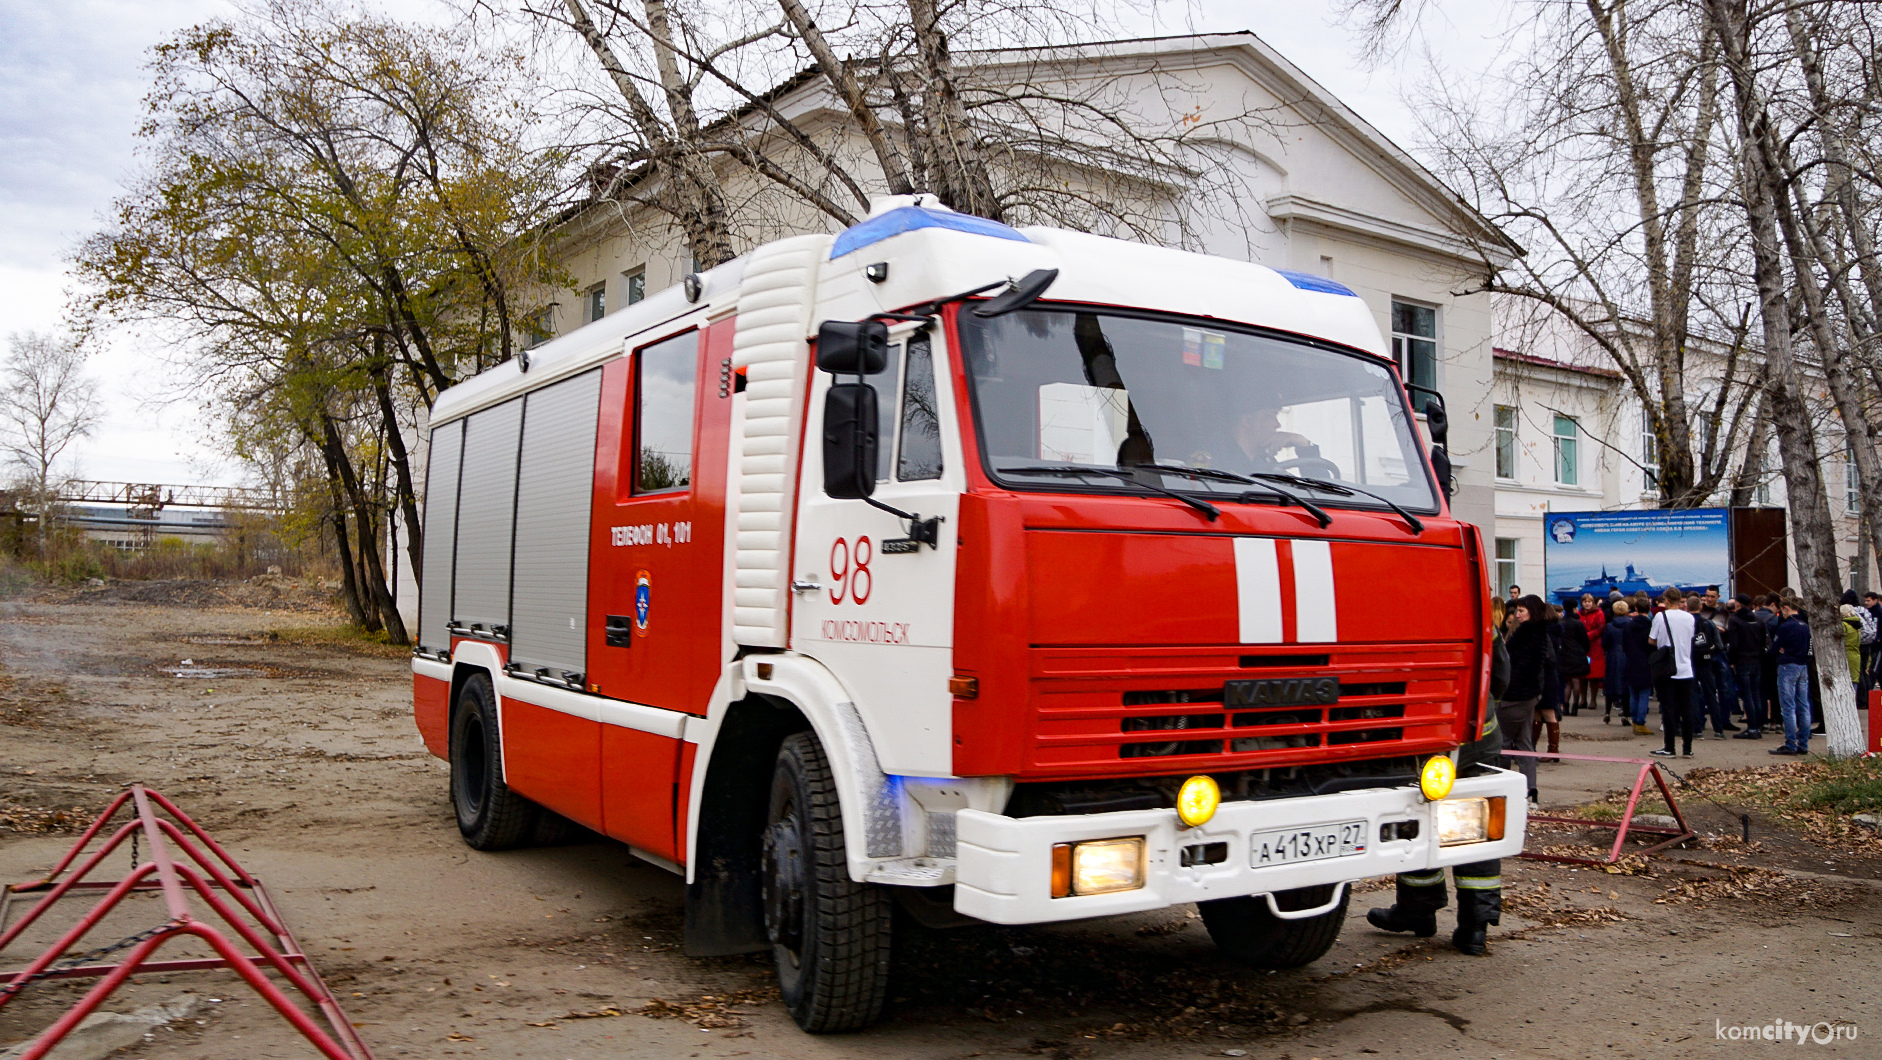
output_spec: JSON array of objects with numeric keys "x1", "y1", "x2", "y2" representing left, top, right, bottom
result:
[
  {"x1": 130, "y1": 828, "x2": 139, "y2": 871},
  {"x1": 1656, "y1": 763, "x2": 1755, "y2": 842},
  {"x1": 0, "y1": 920, "x2": 178, "y2": 1002}
]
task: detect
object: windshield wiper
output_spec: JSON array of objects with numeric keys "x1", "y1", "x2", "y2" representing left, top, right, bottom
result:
[
  {"x1": 1121, "y1": 463, "x2": 1333, "y2": 528},
  {"x1": 1249, "y1": 473, "x2": 1424, "y2": 536},
  {"x1": 1000, "y1": 465, "x2": 1220, "y2": 520}
]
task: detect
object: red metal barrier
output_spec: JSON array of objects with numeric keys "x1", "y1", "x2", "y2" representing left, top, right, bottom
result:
[
  {"x1": 0, "y1": 785, "x2": 374, "y2": 1060},
  {"x1": 1500, "y1": 750, "x2": 1698, "y2": 865},
  {"x1": 1868, "y1": 690, "x2": 1880, "y2": 754}
]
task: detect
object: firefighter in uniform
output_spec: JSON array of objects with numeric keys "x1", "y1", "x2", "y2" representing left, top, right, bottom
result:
[{"x1": 1366, "y1": 611, "x2": 1508, "y2": 955}]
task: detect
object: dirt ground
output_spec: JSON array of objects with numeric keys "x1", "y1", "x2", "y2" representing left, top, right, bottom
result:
[{"x1": 1, "y1": 586, "x2": 1877, "y2": 1059}]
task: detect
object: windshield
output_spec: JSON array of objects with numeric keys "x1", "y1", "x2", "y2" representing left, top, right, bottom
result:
[{"x1": 956, "y1": 307, "x2": 1438, "y2": 512}]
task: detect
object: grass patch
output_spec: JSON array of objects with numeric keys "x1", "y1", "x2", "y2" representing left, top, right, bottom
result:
[
  {"x1": 265, "y1": 624, "x2": 412, "y2": 659},
  {"x1": 1792, "y1": 756, "x2": 1882, "y2": 815}
]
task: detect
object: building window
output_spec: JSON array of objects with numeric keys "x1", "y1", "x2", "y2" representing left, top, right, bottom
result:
[
  {"x1": 1848, "y1": 445, "x2": 1860, "y2": 511},
  {"x1": 586, "y1": 283, "x2": 606, "y2": 322},
  {"x1": 525, "y1": 309, "x2": 553, "y2": 348},
  {"x1": 1494, "y1": 538, "x2": 1519, "y2": 599},
  {"x1": 1553, "y1": 414, "x2": 1579, "y2": 486},
  {"x1": 1641, "y1": 408, "x2": 1659, "y2": 494},
  {"x1": 1391, "y1": 301, "x2": 1438, "y2": 409},
  {"x1": 1493, "y1": 405, "x2": 1517, "y2": 479},
  {"x1": 624, "y1": 267, "x2": 645, "y2": 305}
]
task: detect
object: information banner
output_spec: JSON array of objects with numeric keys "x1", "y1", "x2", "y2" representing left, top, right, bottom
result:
[{"x1": 1542, "y1": 508, "x2": 1731, "y2": 607}]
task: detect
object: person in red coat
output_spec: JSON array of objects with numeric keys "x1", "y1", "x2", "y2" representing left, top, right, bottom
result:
[{"x1": 1578, "y1": 594, "x2": 1607, "y2": 715}]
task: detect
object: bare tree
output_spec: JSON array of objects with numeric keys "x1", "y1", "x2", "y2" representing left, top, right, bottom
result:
[
  {"x1": 0, "y1": 332, "x2": 101, "y2": 559},
  {"x1": 529, "y1": 0, "x2": 1286, "y2": 258},
  {"x1": 1374, "y1": 0, "x2": 1762, "y2": 508}
]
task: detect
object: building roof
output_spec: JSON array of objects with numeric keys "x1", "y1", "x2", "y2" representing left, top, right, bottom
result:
[{"x1": 1494, "y1": 346, "x2": 1622, "y2": 380}]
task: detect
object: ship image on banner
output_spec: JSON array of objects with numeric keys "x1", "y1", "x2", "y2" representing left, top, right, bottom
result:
[{"x1": 1543, "y1": 509, "x2": 1730, "y2": 607}]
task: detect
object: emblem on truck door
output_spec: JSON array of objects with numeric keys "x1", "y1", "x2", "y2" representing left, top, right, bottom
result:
[
  {"x1": 1223, "y1": 676, "x2": 1339, "y2": 707},
  {"x1": 634, "y1": 570, "x2": 652, "y2": 635}
]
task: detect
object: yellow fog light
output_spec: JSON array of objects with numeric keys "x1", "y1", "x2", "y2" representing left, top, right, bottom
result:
[
  {"x1": 1050, "y1": 837, "x2": 1146, "y2": 897},
  {"x1": 1420, "y1": 755, "x2": 1455, "y2": 801},
  {"x1": 1176, "y1": 774, "x2": 1220, "y2": 827},
  {"x1": 1436, "y1": 797, "x2": 1490, "y2": 846}
]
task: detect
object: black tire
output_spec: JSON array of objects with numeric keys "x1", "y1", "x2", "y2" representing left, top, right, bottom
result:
[
  {"x1": 761, "y1": 731, "x2": 891, "y2": 1032},
  {"x1": 450, "y1": 673, "x2": 537, "y2": 850},
  {"x1": 1198, "y1": 883, "x2": 1350, "y2": 969}
]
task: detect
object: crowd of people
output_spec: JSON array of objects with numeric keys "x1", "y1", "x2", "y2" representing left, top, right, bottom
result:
[{"x1": 1488, "y1": 583, "x2": 1871, "y2": 802}]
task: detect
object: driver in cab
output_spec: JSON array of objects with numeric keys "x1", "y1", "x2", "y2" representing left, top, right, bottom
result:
[{"x1": 1234, "y1": 407, "x2": 1312, "y2": 473}]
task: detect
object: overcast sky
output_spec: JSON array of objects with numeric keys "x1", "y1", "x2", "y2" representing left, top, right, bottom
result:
[{"x1": 0, "y1": 0, "x2": 1505, "y2": 487}]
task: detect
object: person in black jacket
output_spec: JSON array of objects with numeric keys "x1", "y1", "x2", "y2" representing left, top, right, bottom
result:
[
  {"x1": 1727, "y1": 594, "x2": 1769, "y2": 738},
  {"x1": 1501, "y1": 595, "x2": 1554, "y2": 797}
]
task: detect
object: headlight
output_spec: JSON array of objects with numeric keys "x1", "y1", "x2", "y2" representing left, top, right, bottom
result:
[
  {"x1": 1176, "y1": 775, "x2": 1220, "y2": 827},
  {"x1": 1050, "y1": 837, "x2": 1146, "y2": 897},
  {"x1": 1435, "y1": 797, "x2": 1507, "y2": 846}
]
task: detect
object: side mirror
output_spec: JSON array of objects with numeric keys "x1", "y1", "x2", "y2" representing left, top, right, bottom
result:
[
  {"x1": 822, "y1": 382, "x2": 879, "y2": 499},
  {"x1": 1404, "y1": 383, "x2": 1448, "y2": 447},
  {"x1": 1429, "y1": 445, "x2": 1455, "y2": 502},
  {"x1": 816, "y1": 320, "x2": 889, "y2": 374}
]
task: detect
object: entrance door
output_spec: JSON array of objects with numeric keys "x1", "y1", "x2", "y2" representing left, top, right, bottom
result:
[
  {"x1": 588, "y1": 322, "x2": 734, "y2": 858},
  {"x1": 792, "y1": 328, "x2": 962, "y2": 776}
]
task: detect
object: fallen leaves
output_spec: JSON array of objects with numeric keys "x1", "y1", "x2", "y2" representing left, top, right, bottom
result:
[
  {"x1": 1653, "y1": 865, "x2": 1864, "y2": 908},
  {"x1": 0, "y1": 804, "x2": 96, "y2": 835},
  {"x1": 637, "y1": 987, "x2": 780, "y2": 1029}
]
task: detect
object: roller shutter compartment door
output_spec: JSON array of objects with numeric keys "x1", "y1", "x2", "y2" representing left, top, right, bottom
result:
[
  {"x1": 453, "y1": 398, "x2": 524, "y2": 633},
  {"x1": 509, "y1": 370, "x2": 603, "y2": 681},
  {"x1": 417, "y1": 419, "x2": 464, "y2": 652}
]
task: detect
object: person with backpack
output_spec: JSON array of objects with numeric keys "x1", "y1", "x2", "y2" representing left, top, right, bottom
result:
[
  {"x1": 1648, "y1": 587, "x2": 1700, "y2": 758},
  {"x1": 1685, "y1": 596, "x2": 1734, "y2": 737}
]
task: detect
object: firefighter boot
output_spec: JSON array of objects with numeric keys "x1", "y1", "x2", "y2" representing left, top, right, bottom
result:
[
  {"x1": 1451, "y1": 861, "x2": 1502, "y2": 956},
  {"x1": 1365, "y1": 904, "x2": 1437, "y2": 938},
  {"x1": 1368, "y1": 870, "x2": 1443, "y2": 937}
]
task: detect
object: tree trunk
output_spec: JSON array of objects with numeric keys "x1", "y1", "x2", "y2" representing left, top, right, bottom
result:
[
  {"x1": 317, "y1": 438, "x2": 371, "y2": 630},
  {"x1": 371, "y1": 355, "x2": 423, "y2": 584},
  {"x1": 778, "y1": 0, "x2": 915, "y2": 197},
  {"x1": 1705, "y1": 0, "x2": 1861, "y2": 756},
  {"x1": 905, "y1": 0, "x2": 1001, "y2": 219}
]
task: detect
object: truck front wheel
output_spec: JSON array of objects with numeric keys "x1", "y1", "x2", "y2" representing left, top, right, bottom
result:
[
  {"x1": 1198, "y1": 883, "x2": 1350, "y2": 969},
  {"x1": 761, "y1": 732, "x2": 891, "y2": 1032}
]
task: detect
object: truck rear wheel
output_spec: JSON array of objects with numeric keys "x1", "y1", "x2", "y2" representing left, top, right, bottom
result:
[
  {"x1": 761, "y1": 731, "x2": 891, "y2": 1032},
  {"x1": 1198, "y1": 883, "x2": 1350, "y2": 969},
  {"x1": 450, "y1": 673, "x2": 536, "y2": 850}
]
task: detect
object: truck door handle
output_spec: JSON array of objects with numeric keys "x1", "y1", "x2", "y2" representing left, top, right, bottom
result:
[
  {"x1": 791, "y1": 578, "x2": 823, "y2": 594},
  {"x1": 604, "y1": 615, "x2": 633, "y2": 647}
]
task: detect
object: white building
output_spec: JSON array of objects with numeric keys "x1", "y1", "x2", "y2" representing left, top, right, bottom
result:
[{"x1": 532, "y1": 33, "x2": 1519, "y2": 531}]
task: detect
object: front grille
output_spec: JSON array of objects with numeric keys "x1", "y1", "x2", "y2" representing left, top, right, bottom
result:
[{"x1": 1025, "y1": 643, "x2": 1468, "y2": 778}]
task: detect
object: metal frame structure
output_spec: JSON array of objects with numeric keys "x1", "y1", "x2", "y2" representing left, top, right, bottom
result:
[
  {"x1": 1502, "y1": 750, "x2": 1697, "y2": 864},
  {"x1": 0, "y1": 786, "x2": 374, "y2": 1060}
]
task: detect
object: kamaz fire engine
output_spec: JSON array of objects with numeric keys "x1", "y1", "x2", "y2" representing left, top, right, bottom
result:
[{"x1": 411, "y1": 196, "x2": 1527, "y2": 1031}]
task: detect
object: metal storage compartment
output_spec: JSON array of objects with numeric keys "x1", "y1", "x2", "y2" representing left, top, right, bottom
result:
[
  {"x1": 452, "y1": 398, "x2": 524, "y2": 633},
  {"x1": 417, "y1": 419, "x2": 463, "y2": 652},
  {"x1": 508, "y1": 369, "x2": 603, "y2": 682}
]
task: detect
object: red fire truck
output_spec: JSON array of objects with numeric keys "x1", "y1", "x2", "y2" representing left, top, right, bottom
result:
[{"x1": 411, "y1": 196, "x2": 1525, "y2": 1031}]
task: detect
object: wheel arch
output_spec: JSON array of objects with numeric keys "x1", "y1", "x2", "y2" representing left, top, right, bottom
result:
[
  {"x1": 680, "y1": 653, "x2": 905, "y2": 955},
  {"x1": 448, "y1": 642, "x2": 506, "y2": 777}
]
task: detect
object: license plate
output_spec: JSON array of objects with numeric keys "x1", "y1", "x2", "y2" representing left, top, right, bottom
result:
[{"x1": 1249, "y1": 820, "x2": 1367, "y2": 866}]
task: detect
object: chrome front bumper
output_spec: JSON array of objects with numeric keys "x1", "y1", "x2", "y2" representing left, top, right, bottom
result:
[{"x1": 953, "y1": 767, "x2": 1527, "y2": 925}]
